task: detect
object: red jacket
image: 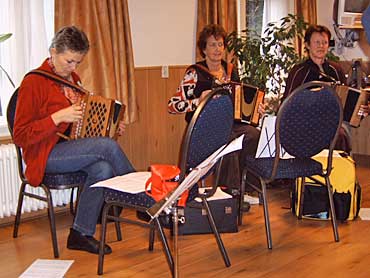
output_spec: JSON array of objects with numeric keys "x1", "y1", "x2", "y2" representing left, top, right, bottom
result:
[{"x1": 13, "y1": 59, "x2": 80, "y2": 186}]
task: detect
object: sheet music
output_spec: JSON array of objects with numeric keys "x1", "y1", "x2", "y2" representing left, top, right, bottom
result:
[
  {"x1": 90, "y1": 171, "x2": 151, "y2": 193},
  {"x1": 255, "y1": 115, "x2": 293, "y2": 158},
  {"x1": 19, "y1": 259, "x2": 73, "y2": 278},
  {"x1": 197, "y1": 134, "x2": 244, "y2": 169},
  {"x1": 195, "y1": 187, "x2": 233, "y2": 202}
]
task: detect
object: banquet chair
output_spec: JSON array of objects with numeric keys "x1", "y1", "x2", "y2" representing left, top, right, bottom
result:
[
  {"x1": 7, "y1": 89, "x2": 86, "y2": 258},
  {"x1": 97, "y1": 88, "x2": 234, "y2": 276},
  {"x1": 240, "y1": 81, "x2": 343, "y2": 249}
]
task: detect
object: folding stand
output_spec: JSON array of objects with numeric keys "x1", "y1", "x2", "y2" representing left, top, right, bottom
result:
[{"x1": 147, "y1": 135, "x2": 244, "y2": 277}]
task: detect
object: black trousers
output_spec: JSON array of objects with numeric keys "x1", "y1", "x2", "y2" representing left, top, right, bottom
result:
[{"x1": 218, "y1": 122, "x2": 260, "y2": 191}]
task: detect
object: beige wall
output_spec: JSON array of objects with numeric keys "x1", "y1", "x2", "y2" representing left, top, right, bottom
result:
[
  {"x1": 128, "y1": 0, "x2": 197, "y2": 67},
  {"x1": 118, "y1": 66, "x2": 188, "y2": 170}
]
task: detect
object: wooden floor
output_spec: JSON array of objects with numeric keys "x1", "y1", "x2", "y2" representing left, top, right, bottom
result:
[{"x1": 1, "y1": 166, "x2": 370, "y2": 278}]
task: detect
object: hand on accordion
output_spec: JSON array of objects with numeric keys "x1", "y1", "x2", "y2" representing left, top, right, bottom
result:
[
  {"x1": 51, "y1": 104, "x2": 83, "y2": 126},
  {"x1": 359, "y1": 104, "x2": 370, "y2": 118},
  {"x1": 257, "y1": 102, "x2": 266, "y2": 116},
  {"x1": 117, "y1": 120, "x2": 126, "y2": 136}
]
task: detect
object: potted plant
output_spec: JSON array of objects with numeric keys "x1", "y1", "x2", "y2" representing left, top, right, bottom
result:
[
  {"x1": 226, "y1": 14, "x2": 308, "y2": 114},
  {"x1": 0, "y1": 33, "x2": 14, "y2": 87},
  {"x1": 0, "y1": 33, "x2": 13, "y2": 116}
]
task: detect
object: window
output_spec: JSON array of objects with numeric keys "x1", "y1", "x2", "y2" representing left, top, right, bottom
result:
[
  {"x1": 239, "y1": 0, "x2": 294, "y2": 35},
  {"x1": 0, "y1": 0, "x2": 54, "y2": 137},
  {"x1": 246, "y1": 0, "x2": 264, "y2": 35}
]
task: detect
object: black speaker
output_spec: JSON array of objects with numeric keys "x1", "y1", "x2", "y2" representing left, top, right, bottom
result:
[{"x1": 362, "y1": 5, "x2": 370, "y2": 44}]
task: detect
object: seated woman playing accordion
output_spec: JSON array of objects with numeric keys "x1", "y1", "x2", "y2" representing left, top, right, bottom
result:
[
  {"x1": 168, "y1": 24, "x2": 261, "y2": 203},
  {"x1": 280, "y1": 24, "x2": 351, "y2": 154},
  {"x1": 13, "y1": 26, "x2": 134, "y2": 255}
]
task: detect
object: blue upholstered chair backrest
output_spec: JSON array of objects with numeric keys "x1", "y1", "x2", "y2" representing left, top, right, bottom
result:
[
  {"x1": 6, "y1": 88, "x2": 18, "y2": 135},
  {"x1": 277, "y1": 81, "x2": 342, "y2": 158},
  {"x1": 179, "y1": 88, "x2": 234, "y2": 179},
  {"x1": 6, "y1": 89, "x2": 26, "y2": 180}
]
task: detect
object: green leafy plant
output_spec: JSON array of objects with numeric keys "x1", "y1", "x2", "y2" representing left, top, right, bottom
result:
[
  {"x1": 0, "y1": 33, "x2": 15, "y2": 88},
  {"x1": 227, "y1": 13, "x2": 341, "y2": 113},
  {"x1": 0, "y1": 33, "x2": 12, "y2": 43},
  {"x1": 0, "y1": 33, "x2": 13, "y2": 116},
  {"x1": 226, "y1": 14, "x2": 308, "y2": 99}
]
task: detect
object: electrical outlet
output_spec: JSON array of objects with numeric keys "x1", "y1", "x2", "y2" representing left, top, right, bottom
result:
[{"x1": 161, "y1": 65, "x2": 169, "y2": 78}]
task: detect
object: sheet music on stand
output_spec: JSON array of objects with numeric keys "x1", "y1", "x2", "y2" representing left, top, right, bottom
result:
[
  {"x1": 255, "y1": 115, "x2": 293, "y2": 159},
  {"x1": 147, "y1": 134, "x2": 245, "y2": 219}
]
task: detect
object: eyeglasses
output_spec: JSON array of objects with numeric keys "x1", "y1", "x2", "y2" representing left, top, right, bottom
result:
[{"x1": 207, "y1": 42, "x2": 224, "y2": 48}]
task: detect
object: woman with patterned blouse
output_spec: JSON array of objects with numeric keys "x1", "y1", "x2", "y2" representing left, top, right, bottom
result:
[{"x1": 168, "y1": 24, "x2": 260, "y2": 205}]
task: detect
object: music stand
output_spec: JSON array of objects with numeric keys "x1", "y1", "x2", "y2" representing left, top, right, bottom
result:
[
  {"x1": 146, "y1": 134, "x2": 244, "y2": 278},
  {"x1": 255, "y1": 115, "x2": 292, "y2": 159}
]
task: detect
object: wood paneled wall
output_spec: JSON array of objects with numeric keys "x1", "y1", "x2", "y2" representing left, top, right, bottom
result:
[{"x1": 117, "y1": 66, "x2": 188, "y2": 171}]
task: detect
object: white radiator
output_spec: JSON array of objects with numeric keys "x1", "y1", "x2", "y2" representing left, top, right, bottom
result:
[{"x1": 0, "y1": 143, "x2": 74, "y2": 218}]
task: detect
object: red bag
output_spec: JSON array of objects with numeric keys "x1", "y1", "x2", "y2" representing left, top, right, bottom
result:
[{"x1": 145, "y1": 164, "x2": 189, "y2": 207}]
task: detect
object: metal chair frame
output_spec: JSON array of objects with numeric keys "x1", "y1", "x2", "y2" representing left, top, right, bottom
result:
[
  {"x1": 97, "y1": 88, "x2": 235, "y2": 277},
  {"x1": 240, "y1": 81, "x2": 343, "y2": 249}
]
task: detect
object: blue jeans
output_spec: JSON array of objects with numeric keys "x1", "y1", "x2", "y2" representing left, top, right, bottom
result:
[{"x1": 45, "y1": 137, "x2": 135, "y2": 236}]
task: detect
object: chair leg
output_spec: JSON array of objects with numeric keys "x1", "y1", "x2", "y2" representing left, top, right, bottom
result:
[
  {"x1": 239, "y1": 169, "x2": 248, "y2": 226},
  {"x1": 13, "y1": 182, "x2": 27, "y2": 238},
  {"x1": 325, "y1": 177, "x2": 340, "y2": 242},
  {"x1": 69, "y1": 187, "x2": 76, "y2": 216},
  {"x1": 112, "y1": 206, "x2": 122, "y2": 241},
  {"x1": 98, "y1": 203, "x2": 112, "y2": 275},
  {"x1": 298, "y1": 177, "x2": 306, "y2": 219},
  {"x1": 71, "y1": 185, "x2": 83, "y2": 220},
  {"x1": 154, "y1": 217, "x2": 174, "y2": 274},
  {"x1": 202, "y1": 198, "x2": 231, "y2": 267},
  {"x1": 260, "y1": 179, "x2": 272, "y2": 249},
  {"x1": 148, "y1": 221, "x2": 155, "y2": 251},
  {"x1": 42, "y1": 184, "x2": 59, "y2": 258}
]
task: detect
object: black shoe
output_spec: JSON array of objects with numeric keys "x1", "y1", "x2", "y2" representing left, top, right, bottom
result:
[{"x1": 67, "y1": 228, "x2": 112, "y2": 255}]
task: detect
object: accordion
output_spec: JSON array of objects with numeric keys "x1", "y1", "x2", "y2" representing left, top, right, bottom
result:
[
  {"x1": 69, "y1": 94, "x2": 125, "y2": 140},
  {"x1": 26, "y1": 69, "x2": 125, "y2": 141},
  {"x1": 335, "y1": 85, "x2": 368, "y2": 128},
  {"x1": 232, "y1": 83, "x2": 265, "y2": 126}
]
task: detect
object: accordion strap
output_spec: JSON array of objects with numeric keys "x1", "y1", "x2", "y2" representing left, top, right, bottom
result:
[
  {"x1": 192, "y1": 63, "x2": 234, "y2": 82},
  {"x1": 27, "y1": 69, "x2": 90, "y2": 95}
]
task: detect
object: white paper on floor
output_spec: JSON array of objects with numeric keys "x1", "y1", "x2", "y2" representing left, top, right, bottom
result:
[
  {"x1": 19, "y1": 259, "x2": 74, "y2": 278},
  {"x1": 244, "y1": 194, "x2": 260, "y2": 205},
  {"x1": 359, "y1": 208, "x2": 370, "y2": 220}
]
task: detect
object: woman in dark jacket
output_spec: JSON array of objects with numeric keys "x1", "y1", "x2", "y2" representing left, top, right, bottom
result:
[{"x1": 282, "y1": 24, "x2": 351, "y2": 153}]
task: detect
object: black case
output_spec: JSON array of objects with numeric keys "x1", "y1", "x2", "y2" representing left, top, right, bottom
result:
[{"x1": 176, "y1": 197, "x2": 238, "y2": 235}]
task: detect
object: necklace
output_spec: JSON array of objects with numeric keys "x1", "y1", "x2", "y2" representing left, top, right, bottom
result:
[{"x1": 210, "y1": 67, "x2": 226, "y2": 81}]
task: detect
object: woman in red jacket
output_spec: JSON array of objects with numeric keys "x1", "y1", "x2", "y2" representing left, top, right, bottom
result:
[{"x1": 13, "y1": 26, "x2": 134, "y2": 255}]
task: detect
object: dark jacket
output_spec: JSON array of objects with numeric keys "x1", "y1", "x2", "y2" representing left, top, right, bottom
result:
[{"x1": 283, "y1": 58, "x2": 347, "y2": 103}]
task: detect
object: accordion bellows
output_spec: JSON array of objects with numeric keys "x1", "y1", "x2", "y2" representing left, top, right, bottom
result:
[
  {"x1": 70, "y1": 94, "x2": 125, "y2": 140},
  {"x1": 232, "y1": 83, "x2": 265, "y2": 126},
  {"x1": 335, "y1": 85, "x2": 367, "y2": 128}
]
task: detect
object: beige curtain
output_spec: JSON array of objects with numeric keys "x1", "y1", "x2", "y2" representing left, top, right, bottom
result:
[
  {"x1": 295, "y1": 0, "x2": 317, "y2": 58},
  {"x1": 196, "y1": 0, "x2": 238, "y2": 61},
  {"x1": 55, "y1": 0, "x2": 137, "y2": 123}
]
